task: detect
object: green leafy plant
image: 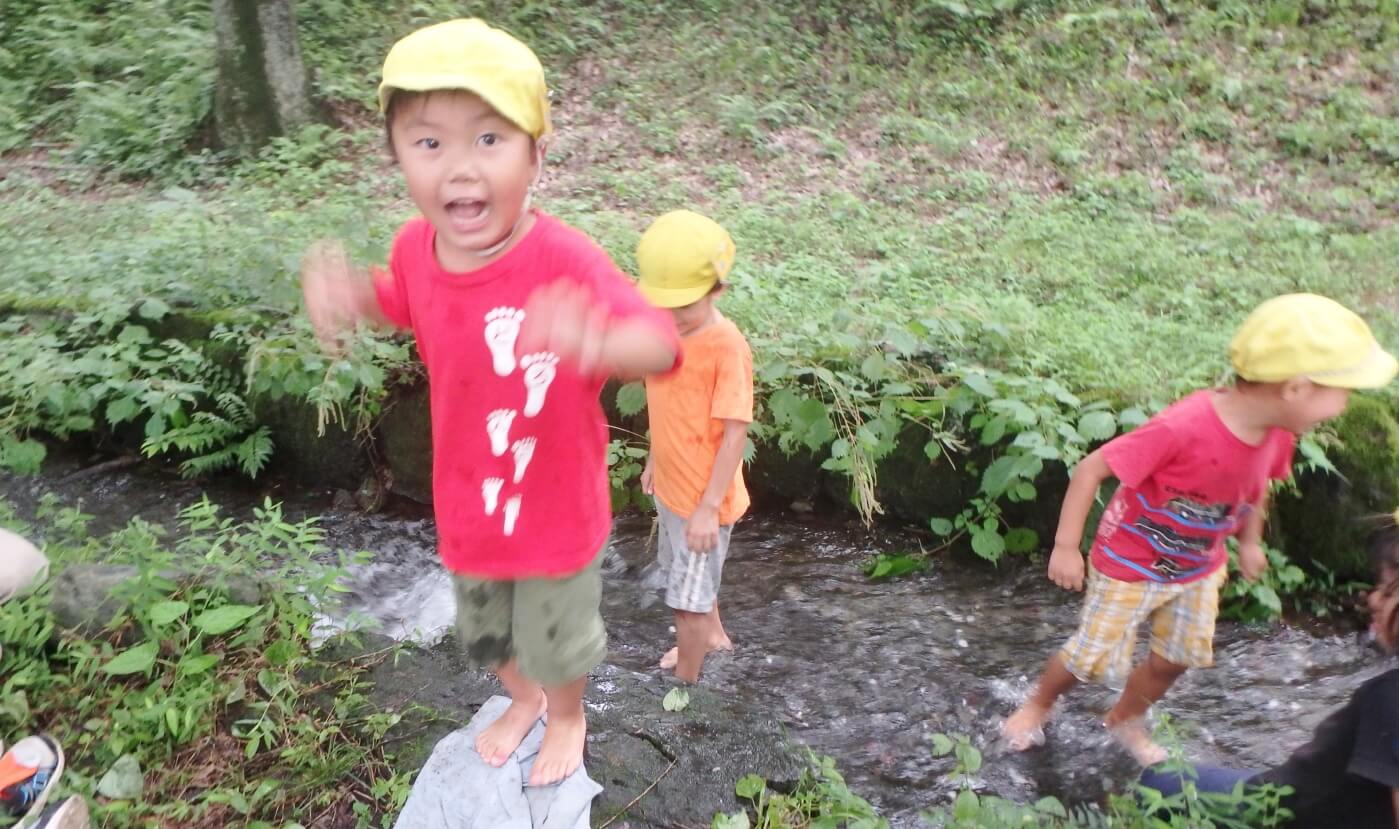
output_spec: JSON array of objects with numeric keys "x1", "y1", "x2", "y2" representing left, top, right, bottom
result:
[
  {"x1": 0, "y1": 493, "x2": 412, "y2": 826},
  {"x1": 713, "y1": 753, "x2": 887, "y2": 829},
  {"x1": 863, "y1": 551, "x2": 930, "y2": 581}
]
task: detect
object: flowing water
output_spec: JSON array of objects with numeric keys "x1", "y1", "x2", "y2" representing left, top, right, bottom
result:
[{"x1": 4, "y1": 456, "x2": 1392, "y2": 826}]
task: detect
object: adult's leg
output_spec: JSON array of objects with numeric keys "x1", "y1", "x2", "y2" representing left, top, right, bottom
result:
[{"x1": 1139, "y1": 764, "x2": 1261, "y2": 796}]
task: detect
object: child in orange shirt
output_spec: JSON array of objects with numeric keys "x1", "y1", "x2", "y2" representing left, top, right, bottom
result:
[{"x1": 636, "y1": 211, "x2": 753, "y2": 683}]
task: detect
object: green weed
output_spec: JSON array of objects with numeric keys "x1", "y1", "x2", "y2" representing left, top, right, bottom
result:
[{"x1": 0, "y1": 494, "x2": 412, "y2": 826}]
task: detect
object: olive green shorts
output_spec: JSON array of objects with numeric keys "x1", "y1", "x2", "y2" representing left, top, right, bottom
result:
[{"x1": 451, "y1": 546, "x2": 607, "y2": 687}]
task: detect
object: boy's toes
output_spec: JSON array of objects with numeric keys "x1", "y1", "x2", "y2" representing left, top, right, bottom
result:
[
  {"x1": 1001, "y1": 722, "x2": 1046, "y2": 752},
  {"x1": 1001, "y1": 706, "x2": 1050, "y2": 752},
  {"x1": 1108, "y1": 720, "x2": 1167, "y2": 767}
]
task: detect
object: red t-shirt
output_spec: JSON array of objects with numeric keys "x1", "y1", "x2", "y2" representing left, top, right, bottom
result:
[
  {"x1": 1090, "y1": 390, "x2": 1296, "y2": 584},
  {"x1": 374, "y1": 212, "x2": 680, "y2": 578}
]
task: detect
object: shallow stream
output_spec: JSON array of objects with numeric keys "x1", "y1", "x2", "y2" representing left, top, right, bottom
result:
[{"x1": 4, "y1": 457, "x2": 1390, "y2": 825}]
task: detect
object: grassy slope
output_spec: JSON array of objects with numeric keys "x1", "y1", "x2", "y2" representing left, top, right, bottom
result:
[{"x1": 1, "y1": 0, "x2": 1395, "y2": 404}]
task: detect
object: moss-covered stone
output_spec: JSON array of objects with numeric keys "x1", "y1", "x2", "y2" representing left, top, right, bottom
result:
[
  {"x1": 377, "y1": 383, "x2": 434, "y2": 504},
  {"x1": 1275, "y1": 394, "x2": 1399, "y2": 580},
  {"x1": 252, "y1": 390, "x2": 367, "y2": 491}
]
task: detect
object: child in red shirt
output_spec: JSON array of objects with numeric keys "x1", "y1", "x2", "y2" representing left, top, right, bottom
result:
[
  {"x1": 300, "y1": 19, "x2": 679, "y2": 786},
  {"x1": 1002, "y1": 294, "x2": 1396, "y2": 765}
]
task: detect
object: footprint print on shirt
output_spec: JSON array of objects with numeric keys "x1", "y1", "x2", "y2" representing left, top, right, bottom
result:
[
  {"x1": 486, "y1": 409, "x2": 517, "y2": 457},
  {"x1": 511, "y1": 437, "x2": 536, "y2": 484},
  {"x1": 521, "y1": 352, "x2": 558, "y2": 417},
  {"x1": 503, "y1": 495, "x2": 523, "y2": 536},
  {"x1": 481, "y1": 477, "x2": 504, "y2": 516},
  {"x1": 483, "y1": 307, "x2": 525, "y2": 377}
]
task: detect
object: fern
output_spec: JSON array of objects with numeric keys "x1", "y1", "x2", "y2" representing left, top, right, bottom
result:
[{"x1": 142, "y1": 394, "x2": 274, "y2": 479}]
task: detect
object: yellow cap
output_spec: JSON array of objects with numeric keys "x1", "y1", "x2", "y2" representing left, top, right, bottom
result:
[
  {"x1": 378, "y1": 19, "x2": 551, "y2": 139},
  {"x1": 636, "y1": 210, "x2": 737, "y2": 308},
  {"x1": 1230, "y1": 293, "x2": 1397, "y2": 388}
]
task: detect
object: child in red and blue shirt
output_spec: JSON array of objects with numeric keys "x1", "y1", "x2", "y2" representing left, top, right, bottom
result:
[{"x1": 1002, "y1": 294, "x2": 1396, "y2": 765}]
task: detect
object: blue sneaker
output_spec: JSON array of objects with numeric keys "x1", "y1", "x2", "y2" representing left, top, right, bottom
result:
[{"x1": 0, "y1": 735, "x2": 64, "y2": 820}]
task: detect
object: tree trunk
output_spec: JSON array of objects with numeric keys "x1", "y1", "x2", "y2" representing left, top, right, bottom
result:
[{"x1": 212, "y1": 0, "x2": 323, "y2": 156}]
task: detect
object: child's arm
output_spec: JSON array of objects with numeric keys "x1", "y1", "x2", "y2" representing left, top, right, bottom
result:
[
  {"x1": 301, "y1": 240, "x2": 392, "y2": 355},
  {"x1": 685, "y1": 419, "x2": 749, "y2": 554},
  {"x1": 517, "y1": 280, "x2": 677, "y2": 378},
  {"x1": 1047, "y1": 448, "x2": 1113, "y2": 592},
  {"x1": 1235, "y1": 494, "x2": 1270, "y2": 581}
]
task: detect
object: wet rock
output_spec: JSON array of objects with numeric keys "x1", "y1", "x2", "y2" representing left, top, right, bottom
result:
[
  {"x1": 377, "y1": 384, "x2": 434, "y2": 504},
  {"x1": 355, "y1": 474, "x2": 387, "y2": 513},
  {"x1": 51, "y1": 564, "x2": 264, "y2": 636},
  {"x1": 872, "y1": 425, "x2": 968, "y2": 524},
  {"x1": 748, "y1": 442, "x2": 828, "y2": 512},
  {"x1": 350, "y1": 639, "x2": 805, "y2": 828},
  {"x1": 1276, "y1": 395, "x2": 1399, "y2": 580},
  {"x1": 252, "y1": 391, "x2": 367, "y2": 491}
]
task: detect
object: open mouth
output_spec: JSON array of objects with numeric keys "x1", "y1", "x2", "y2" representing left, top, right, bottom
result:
[{"x1": 445, "y1": 198, "x2": 489, "y2": 230}]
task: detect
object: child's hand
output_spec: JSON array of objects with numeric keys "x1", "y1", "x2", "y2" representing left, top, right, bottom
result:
[
  {"x1": 1238, "y1": 540, "x2": 1268, "y2": 581},
  {"x1": 640, "y1": 456, "x2": 655, "y2": 496},
  {"x1": 685, "y1": 504, "x2": 720, "y2": 554},
  {"x1": 1047, "y1": 543, "x2": 1086, "y2": 591},
  {"x1": 302, "y1": 239, "x2": 374, "y2": 356},
  {"x1": 518, "y1": 279, "x2": 611, "y2": 375}
]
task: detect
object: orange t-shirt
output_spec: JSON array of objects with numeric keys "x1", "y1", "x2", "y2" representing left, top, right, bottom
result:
[{"x1": 645, "y1": 317, "x2": 753, "y2": 523}]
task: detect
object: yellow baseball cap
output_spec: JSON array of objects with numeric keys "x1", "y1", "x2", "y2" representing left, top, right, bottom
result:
[
  {"x1": 1230, "y1": 293, "x2": 1397, "y2": 388},
  {"x1": 636, "y1": 210, "x2": 737, "y2": 309},
  {"x1": 378, "y1": 19, "x2": 551, "y2": 140}
]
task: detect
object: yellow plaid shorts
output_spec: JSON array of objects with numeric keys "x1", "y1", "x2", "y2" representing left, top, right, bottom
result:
[{"x1": 1060, "y1": 563, "x2": 1227, "y2": 684}]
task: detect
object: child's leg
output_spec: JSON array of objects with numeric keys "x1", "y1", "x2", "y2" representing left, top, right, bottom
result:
[
  {"x1": 660, "y1": 602, "x2": 732, "y2": 671},
  {"x1": 1103, "y1": 652, "x2": 1185, "y2": 766},
  {"x1": 476, "y1": 660, "x2": 547, "y2": 766},
  {"x1": 710, "y1": 600, "x2": 733, "y2": 650},
  {"x1": 1104, "y1": 652, "x2": 1187, "y2": 727},
  {"x1": 673, "y1": 609, "x2": 709, "y2": 682},
  {"x1": 656, "y1": 503, "x2": 732, "y2": 681},
  {"x1": 516, "y1": 547, "x2": 608, "y2": 786},
  {"x1": 1003, "y1": 653, "x2": 1081, "y2": 748},
  {"x1": 451, "y1": 574, "x2": 547, "y2": 765},
  {"x1": 1004, "y1": 567, "x2": 1158, "y2": 751},
  {"x1": 531, "y1": 675, "x2": 588, "y2": 786},
  {"x1": 1106, "y1": 567, "x2": 1227, "y2": 766}
]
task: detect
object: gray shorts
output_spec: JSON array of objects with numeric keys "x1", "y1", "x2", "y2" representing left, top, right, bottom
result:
[{"x1": 653, "y1": 499, "x2": 732, "y2": 614}]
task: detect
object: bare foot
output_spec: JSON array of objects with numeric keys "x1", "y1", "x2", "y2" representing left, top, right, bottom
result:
[
  {"x1": 1107, "y1": 719, "x2": 1167, "y2": 766},
  {"x1": 528, "y1": 707, "x2": 586, "y2": 786},
  {"x1": 475, "y1": 693, "x2": 546, "y2": 767},
  {"x1": 658, "y1": 634, "x2": 734, "y2": 671},
  {"x1": 1001, "y1": 702, "x2": 1051, "y2": 751}
]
